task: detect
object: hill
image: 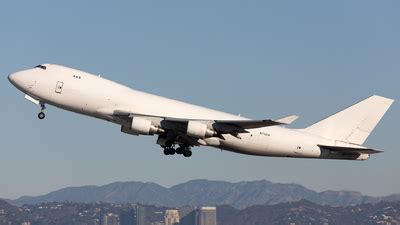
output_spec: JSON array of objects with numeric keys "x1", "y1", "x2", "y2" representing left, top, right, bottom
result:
[{"x1": 8, "y1": 180, "x2": 399, "y2": 209}]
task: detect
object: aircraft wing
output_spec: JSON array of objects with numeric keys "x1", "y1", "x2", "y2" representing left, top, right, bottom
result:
[
  {"x1": 106, "y1": 109, "x2": 298, "y2": 146},
  {"x1": 165, "y1": 116, "x2": 299, "y2": 131},
  {"x1": 112, "y1": 110, "x2": 296, "y2": 131}
]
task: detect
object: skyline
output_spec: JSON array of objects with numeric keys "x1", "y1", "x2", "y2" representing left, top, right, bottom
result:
[
  {"x1": 3, "y1": 200, "x2": 399, "y2": 225},
  {"x1": 1, "y1": 0, "x2": 399, "y2": 199}
]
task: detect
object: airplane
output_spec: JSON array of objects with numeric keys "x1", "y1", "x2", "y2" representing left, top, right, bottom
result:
[{"x1": 8, "y1": 64, "x2": 394, "y2": 160}]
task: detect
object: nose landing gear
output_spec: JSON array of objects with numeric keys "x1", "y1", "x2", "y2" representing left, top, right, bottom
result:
[{"x1": 38, "y1": 104, "x2": 46, "y2": 120}]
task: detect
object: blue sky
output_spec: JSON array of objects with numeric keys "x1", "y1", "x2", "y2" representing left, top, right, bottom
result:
[{"x1": 1, "y1": 1, "x2": 399, "y2": 199}]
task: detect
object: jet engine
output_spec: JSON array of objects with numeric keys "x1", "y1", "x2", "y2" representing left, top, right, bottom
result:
[
  {"x1": 186, "y1": 121, "x2": 216, "y2": 138},
  {"x1": 121, "y1": 117, "x2": 163, "y2": 135}
]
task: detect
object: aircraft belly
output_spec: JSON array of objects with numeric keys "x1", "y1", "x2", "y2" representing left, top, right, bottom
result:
[
  {"x1": 218, "y1": 132, "x2": 280, "y2": 157},
  {"x1": 218, "y1": 128, "x2": 323, "y2": 158}
]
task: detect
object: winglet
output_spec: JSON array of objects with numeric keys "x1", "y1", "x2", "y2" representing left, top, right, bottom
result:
[{"x1": 276, "y1": 115, "x2": 299, "y2": 125}]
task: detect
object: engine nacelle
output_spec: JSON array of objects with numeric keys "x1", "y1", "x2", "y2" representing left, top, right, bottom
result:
[
  {"x1": 186, "y1": 121, "x2": 216, "y2": 138},
  {"x1": 121, "y1": 117, "x2": 162, "y2": 135}
]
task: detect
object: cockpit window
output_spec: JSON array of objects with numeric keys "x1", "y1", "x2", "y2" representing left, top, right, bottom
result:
[{"x1": 35, "y1": 65, "x2": 47, "y2": 70}]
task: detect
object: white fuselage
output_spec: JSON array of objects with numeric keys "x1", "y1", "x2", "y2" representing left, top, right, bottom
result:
[{"x1": 8, "y1": 64, "x2": 369, "y2": 160}]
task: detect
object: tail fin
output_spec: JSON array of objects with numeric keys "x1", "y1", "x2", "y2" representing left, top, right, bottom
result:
[{"x1": 304, "y1": 95, "x2": 394, "y2": 145}]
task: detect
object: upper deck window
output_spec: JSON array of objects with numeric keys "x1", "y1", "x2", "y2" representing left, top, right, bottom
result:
[{"x1": 35, "y1": 65, "x2": 47, "y2": 70}]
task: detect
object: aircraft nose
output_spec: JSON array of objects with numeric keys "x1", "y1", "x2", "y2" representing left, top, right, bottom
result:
[
  {"x1": 8, "y1": 71, "x2": 29, "y2": 90},
  {"x1": 8, "y1": 72, "x2": 18, "y2": 85}
]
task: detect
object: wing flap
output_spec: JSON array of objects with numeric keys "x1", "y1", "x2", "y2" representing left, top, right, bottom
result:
[
  {"x1": 214, "y1": 119, "x2": 284, "y2": 130},
  {"x1": 318, "y1": 145, "x2": 383, "y2": 155}
]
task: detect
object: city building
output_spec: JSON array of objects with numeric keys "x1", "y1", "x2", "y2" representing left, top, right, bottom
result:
[
  {"x1": 120, "y1": 209, "x2": 136, "y2": 225},
  {"x1": 165, "y1": 209, "x2": 180, "y2": 225},
  {"x1": 101, "y1": 213, "x2": 120, "y2": 225},
  {"x1": 150, "y1": 222, "x2": 165, "y2": 225},
  {"x1": 196, "y1": 207, "x2": 217, "y2": 225},
  {"x1": 93, "y1": 219, "x2": 100, "y2": 225},
  {"x1": 136, "y1": 205, "x2": 146, "y2": 225}
]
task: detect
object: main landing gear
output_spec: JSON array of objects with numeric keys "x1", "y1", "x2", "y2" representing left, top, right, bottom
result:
[
  {"x1": 38, "y1": 104, "x2": 46, "y2": 120},
  {"x1": 163, "y1": 144, "x2": 192, "y2": 158},
  {"x1": 163, "y1": 147, "x2": 176, "y2": 156}
]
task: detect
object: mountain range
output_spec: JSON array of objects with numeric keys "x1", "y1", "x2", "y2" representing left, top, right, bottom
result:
[{"x1": 6, "y1": 180, "x2": 400, "y2": 209}]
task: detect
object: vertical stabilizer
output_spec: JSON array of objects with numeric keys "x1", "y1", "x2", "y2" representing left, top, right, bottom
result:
[{"x1": 304, "y1": 95, "x2": 394, "y2": 145}]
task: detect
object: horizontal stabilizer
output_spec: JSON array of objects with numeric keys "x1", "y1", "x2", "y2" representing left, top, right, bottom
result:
[{"x1": 318, "y1": 145, "x2": 383, "y2": 155}]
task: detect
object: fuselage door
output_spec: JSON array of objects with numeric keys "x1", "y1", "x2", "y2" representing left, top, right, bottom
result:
[{"x1": 55, "y1": 81, "x2": 64, "y2": 94}]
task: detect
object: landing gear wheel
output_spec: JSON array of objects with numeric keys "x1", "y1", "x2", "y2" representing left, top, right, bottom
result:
[
  {"x1": 163, "y1": 147, "x2": 176, "y2": 156},
  {"x1": 38, "y1": 112, "x2": 46, "y2": 120},
  {"x1": 163, "y1": 148, "x2": 170, "y2": 155},
  {"x1": 183, "y1": 150, "x2": 192, "y2": 158}
]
